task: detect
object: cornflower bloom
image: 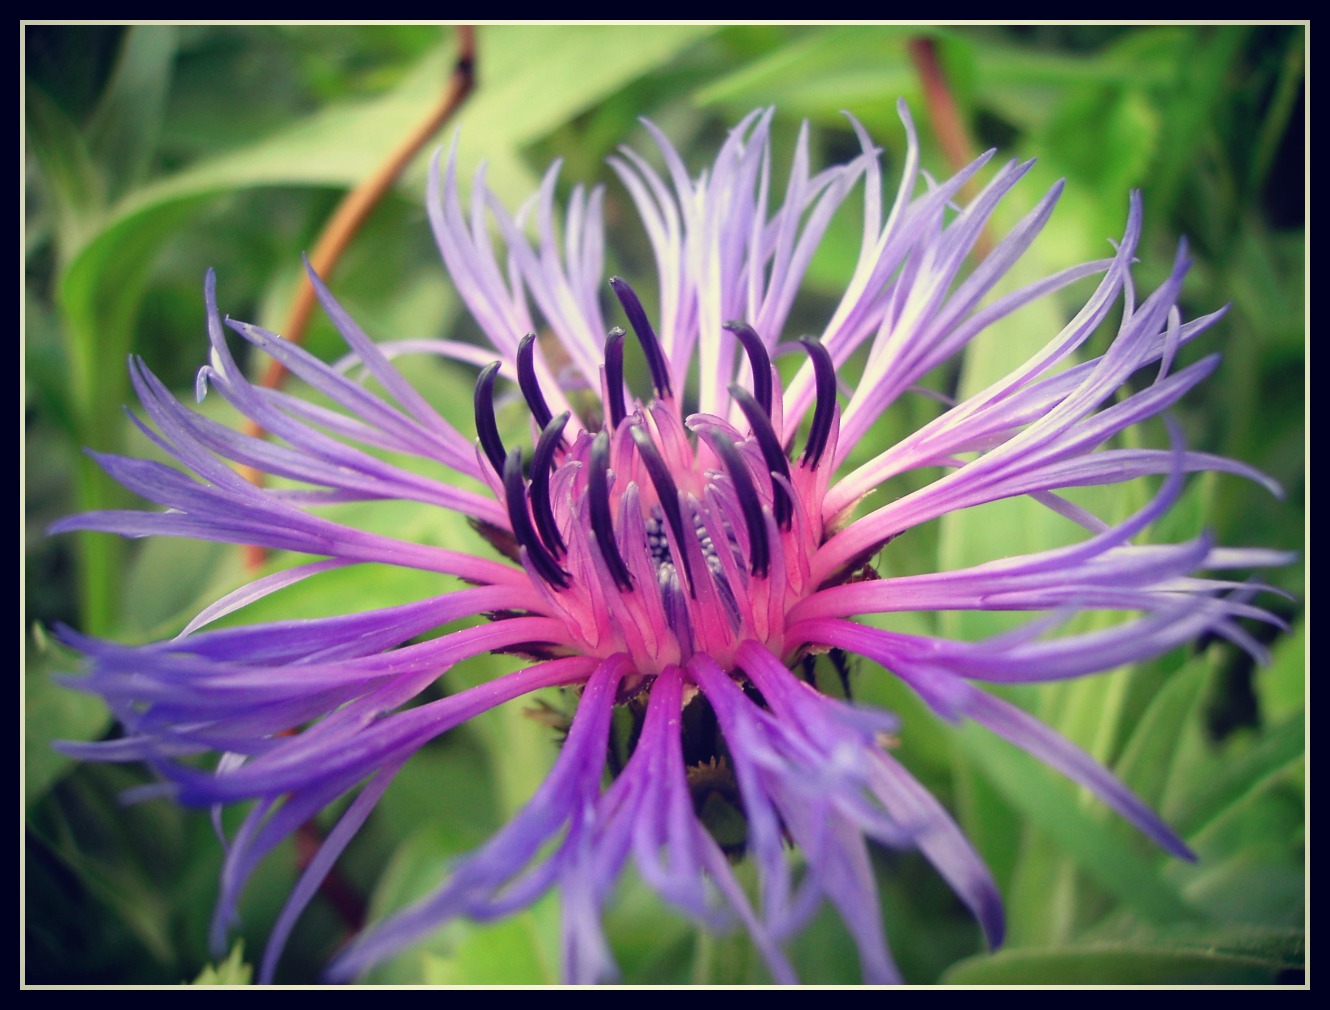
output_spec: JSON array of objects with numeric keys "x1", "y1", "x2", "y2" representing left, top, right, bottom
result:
[{"x1": 56, "y1": 105, "x2": 1284, "y2": 985}]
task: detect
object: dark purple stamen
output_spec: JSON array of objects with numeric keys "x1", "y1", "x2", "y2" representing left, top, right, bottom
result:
[
  {"x1": 799, "y1": 336, "x2": 836, "y2": 470},
  {"x1": 730, "y1": 384, "x2": 793, "y2": 529},
  {"x1": 530, "y1": 411, "x2": 570, "y2": 557},
  {"x1": 604, "y1": 327, "x2": 627, "y2": 430},
  {"x1": 724, "y1": 321, "x2": 772, "y2": 418},
  {"x1": 502, "y1": 448, "x2": 569, "y2": 589},
  {"x1": 474, "y1": 361, "x2": 507, "y2": 475},
  {"x1": 589, "y1": 431, "x2": 633, "y2": 592},
  {"x1": 517, "y1": 333, "x2": 556, "y2": 432},
  {"x1": 629, "y1": 425, "x2": 696, "y2": 596},
  {"x1": 710, "y1": 435, "x2": 769, "y2": 578},
  {"x1": 610, "y1": 276, "x2": 673, "y2": 400}
]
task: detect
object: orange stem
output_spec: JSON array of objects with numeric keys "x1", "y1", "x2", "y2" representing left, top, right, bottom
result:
[
  {"x1": 240, "y1": 26, "x2": 476, "y2": 571},
  {"x1": 908, "y1": 35, "x2": 992, "y2": 259}
]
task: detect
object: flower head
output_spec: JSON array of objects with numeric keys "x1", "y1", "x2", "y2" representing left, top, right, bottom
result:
[{"x1": 56, "y1": 104, "x2": 1285, "y2": 984}]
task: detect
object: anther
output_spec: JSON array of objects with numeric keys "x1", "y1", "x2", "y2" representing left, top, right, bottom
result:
[
  {"x1": 799, "y1": 337, "x2": 836, "y2": 470},
  {"x1": 502, "y1": 448, "x2": 569, "y2": 589},
  {"x1": 530, "y1": 412, "x2": 570, "y2": 557},
  {"x1": 710, "y1": 435, "x2": 770, "y2": 579},
  {"x1": 724, "y1": 321, "x2": 772, "y2": 418},
  {"x1": 610, "y1": 276, "x2": 673, "y2": 400},
  {"x1": 604, "y1": 328, "x2": 627, "y2": 430},
  {"x1": 517, "y1": 333, "x2": 556, "y2": 432},
  {"x1": 473, "y1": 361, "x2": 507, "y2": 476},
  {"x1": 730, "y1": 384, "x2": 793, "y2": 529},
  {"x1": 629, "y1": 425, "x2": 695, "y2": 596},
  {"x1": 589, "y1": 431, "x2": 634, "y2": 592}
]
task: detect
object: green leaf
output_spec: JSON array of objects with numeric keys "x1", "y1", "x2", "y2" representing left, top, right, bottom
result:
[
  {"x1": 943, "y1": 924, "x2": 1301, "y2": 984},
  {"x1": 1043, "y1": 86, "x2": 1161, "y2": 196},
  {"x1": 695, "y1": 26, "x2": 921, "y2": 132},
  {"x1": 975, "y1": 28, "x2": 1182, "y2": 90},
  {"x1": 86, "y1": 26, "x2": 178, "y2": 202},
  {"x1": 449, "y1": 25, "x2": 717, "y2": 182},
  {"x1": 697, "y1": 26, "x2": 1184, "y2": 138},
  {"x1": 1258, "y1": 620, "x2": 1305, "y2": 727},
  {"x1": 599, "y1": 869, "x2": 704, "y2": 984},
  {"x1": 1171, "y1": 714, "x2": 1303, "y2": 839},
  {"x1": 1147, "y1": 26, "x2": 1249, "y2": 219},
  {"x1": 24, "y1": 629, "x2": 112, "y2": 809},
  {"x1": 1003, "y1": 831, "x2": 1081, "y2": 947},
  {"x1": 112, "y1": 25, "x2": 717, "y2": 221},
  {"x1": 1248, "y1": 28, "x2": 1305, "y2": 195},
  {"x1": 948, "y1": 743, "x2": 1023, "y2": 895},
  {"x1": 191, "y1": 942, "x2": 253, "y2": 985},
  {"x1": 25, "y1": 86, "x2": 107, "y2": 260},
  {"x1": 28, "y1": 769, "x2": 182, "y2": 964},
  {"x1": 1173, "y1": 788, "x2": 1304, "y2": 926},
  {"x1": 362, "y1": 822, "x2": 559, "y2": 984},
  {"x1": 119, "y1": 537, "x2": 244, "y2": 640},
  {"x1": 370, "y1": 734, "x2": 500, "y2": 858},
  {"x1": 955, "y1": 718, "x2": 1196, "y2": 927},
  {"x1": 58, "y1": 194, "x2": 213, "y2": 634},
  {"x1": 1112, "y1": 650, "x2": 1214, "y2": 811},
  {"x1": 22, "y1": 291, "x2": 78, "y2": 437},
  {"x1": 420, "y1": 911, "x2": 556, "y2": 985},
  {"x1": 108, "y1": 45, "x2": 457, "y2": 212}
]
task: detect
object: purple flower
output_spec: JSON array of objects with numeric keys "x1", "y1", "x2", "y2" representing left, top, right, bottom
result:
[{"x1": 56, "y1": 105, "x2": 1285, "y2": 984}]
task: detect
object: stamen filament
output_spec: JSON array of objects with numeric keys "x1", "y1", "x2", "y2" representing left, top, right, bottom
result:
[
  {"x1": 604, "y1": 328, "x2": 627, "y2": 430},
  {"x1": 730, "y1": 384, "x2": 793, "y2": 529},
  {"x1": 799, "y1": 337, "x2": 836, "y2": 469},
  {"x1": 502, "y1": 448, "x2": 569, "y2": 588},
  {"x1": 629, "y1": 424, "x2": 696, "y2": 595},
  {"x1": 610, "y1": 276, "x2": 673, "y2": 399},
  {"x1": 517, "y1": 333, "x2": 556, "y2": 432},
  {"x1": 589, "y1": 431, "x2": 634, "y2": 591},
  {"x1": 531, "y1": 412, "x2": 571, "y2": 556},
  {"x1": 709, "y1": 435, "x2": 770, "y2": 579},
  {"x1": 474, "y1": 361, "x2": 507, "y2": 475},
  {"x1": 724, "y1": 321, "x2": 773, "y2": 418}
]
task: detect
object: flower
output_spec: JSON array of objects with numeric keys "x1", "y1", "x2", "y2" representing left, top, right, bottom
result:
[{"x1": 55, "y1": 104, "x2": 1285, "y2": 985}]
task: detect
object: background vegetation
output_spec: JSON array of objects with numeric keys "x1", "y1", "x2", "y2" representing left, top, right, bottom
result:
[{"x1": 25, "y1": 24, "x2": 1304, "y2": 984}]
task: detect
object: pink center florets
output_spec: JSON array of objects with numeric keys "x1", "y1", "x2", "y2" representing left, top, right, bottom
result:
[{"x1": 475, "y1": 279, "x2": 840, "y2": 676}]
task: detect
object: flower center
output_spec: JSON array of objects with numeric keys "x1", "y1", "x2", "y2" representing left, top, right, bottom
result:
[{"x1": 473, "y1": 279, "x2": 839, "y2": 674}]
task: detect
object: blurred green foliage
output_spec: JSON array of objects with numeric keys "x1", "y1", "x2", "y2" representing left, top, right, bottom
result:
[{"x1": 24, "y1": 24, "x2": 1304, "y2": 985}]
